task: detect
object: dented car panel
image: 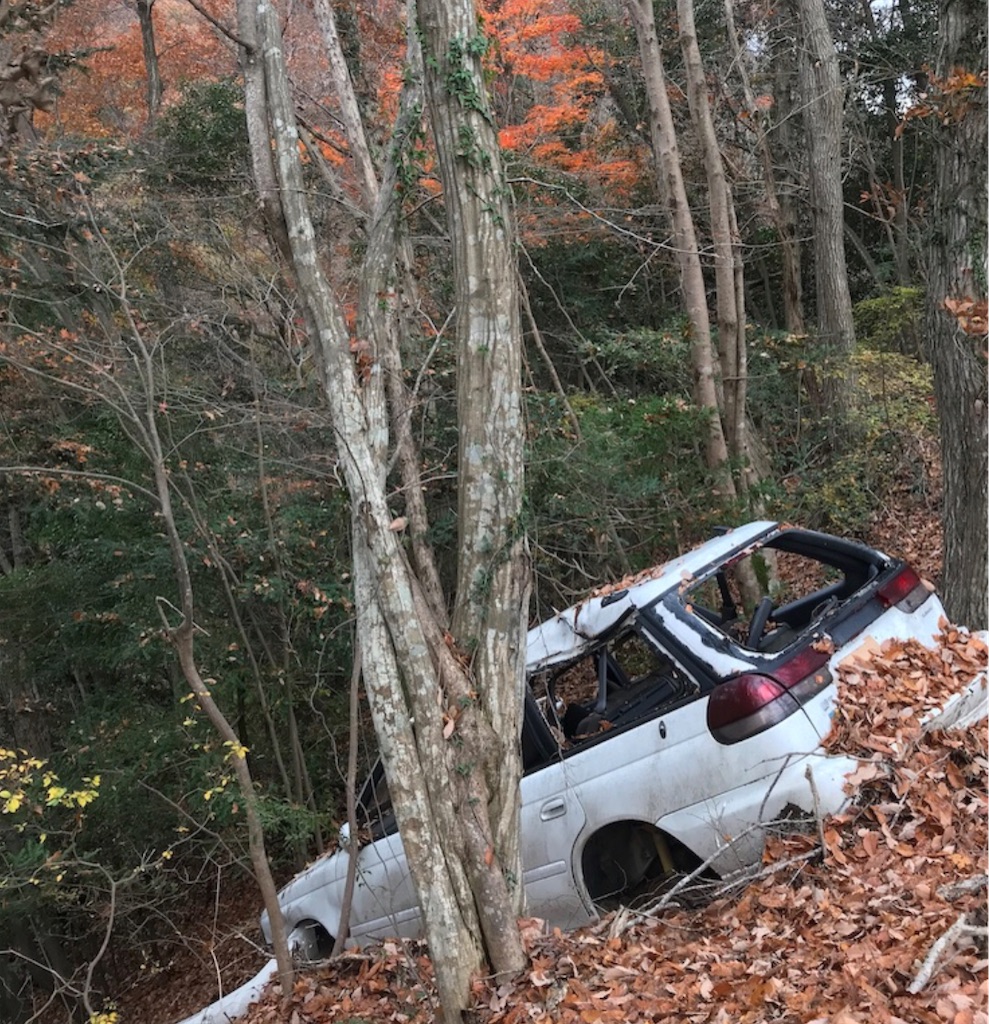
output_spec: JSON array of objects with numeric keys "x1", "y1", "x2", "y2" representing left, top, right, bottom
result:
[
  {"x1": 260, "y1": 522, "x2": 963, "y2": 957},
  {"x1": 525, "y1": 521, "x2": 776, "y2": 672}
]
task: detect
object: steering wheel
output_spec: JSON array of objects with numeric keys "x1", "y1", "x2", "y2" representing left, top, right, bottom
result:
[
  {"x1": 811, "y1": 594, "x2": 840, "y2": 621},
  {"x1": 747, "y1": 595, "x2": 775, "y2": 652}
]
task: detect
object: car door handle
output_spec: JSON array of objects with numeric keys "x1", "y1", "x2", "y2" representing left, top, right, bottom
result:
[{"x1": 539, "y1": 799, "x2": 567, "y2": 821}]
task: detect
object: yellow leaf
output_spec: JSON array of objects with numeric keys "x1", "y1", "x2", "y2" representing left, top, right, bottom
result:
[{"x1": 2, "y1": 792, "x2": 24, "y2": 813}]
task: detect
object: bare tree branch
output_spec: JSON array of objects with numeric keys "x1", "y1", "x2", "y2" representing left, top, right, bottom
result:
[{"x1": 182, "y1": 0, "x2": 250, "y2": 49}]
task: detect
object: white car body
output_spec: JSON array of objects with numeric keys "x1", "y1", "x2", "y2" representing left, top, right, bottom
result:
[{"x1": 257, "y1": 522, "x2": 961, "y2": 956}]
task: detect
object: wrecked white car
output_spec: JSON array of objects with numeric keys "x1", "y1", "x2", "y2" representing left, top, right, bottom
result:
[{"x1": 259, "y1": 521, "x2": 960, "y2": 959}]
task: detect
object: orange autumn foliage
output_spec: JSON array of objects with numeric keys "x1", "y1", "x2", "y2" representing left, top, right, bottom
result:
[
  {"x1": 482, "y1": 0, "x2": 648, "y2": 227},
  {"x1": 34, "y1": 0, "x2": 646, "y2": 230},
  {"x1": 39, "y1": 0, "x2": 235, "y2": 137}
]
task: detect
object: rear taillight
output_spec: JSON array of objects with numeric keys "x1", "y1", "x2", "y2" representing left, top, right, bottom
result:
[
  {"x1": 707, "y1": 675, "x2": 796, "y2": 744},
  {"x1": 707, "y1": 646, "x2": 833, "y2": 744},
  {"x1": 877, "y1": 565, "x2": 932, "y2": 613}
]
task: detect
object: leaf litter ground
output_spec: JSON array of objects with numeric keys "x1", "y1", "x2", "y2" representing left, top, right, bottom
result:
[{"x1": 234, "y1": 627, "x2": 987, "y2": 1024}]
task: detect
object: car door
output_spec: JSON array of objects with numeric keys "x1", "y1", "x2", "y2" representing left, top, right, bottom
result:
[
  {"x1": 549, "y1": 694, "x2": 712, "y2": 897},
  {"x1": 525, "y1": 622, "x2": 720, "y2": 911},
  {"x1": 347, "y1": 832, "x2": 421, "y2": 942},
  {"x1": 519, "y1": 756, "x2": 591, "y2": 930}
]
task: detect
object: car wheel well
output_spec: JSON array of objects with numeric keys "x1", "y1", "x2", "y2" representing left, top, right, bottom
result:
[
  {"x1": 288, "y1": 919, "x2": 335, "y2": 962},
  {"x1": 581, "y1": 820, "x2": 702, "y2": 906}
]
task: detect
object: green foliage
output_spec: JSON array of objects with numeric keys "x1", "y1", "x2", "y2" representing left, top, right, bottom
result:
[
  {"x1": 151, "y1": 79, "x2": 249, "y2": 189},
  {"x1": 853, "y1": 287, "x2": 924, "y2": 356},
  {"x1": 524, "y1": 324, "x2": 794, "y2": 608},
  {"x1": 519, "y1": 232, "x2": 677, "y2": 343},
  {"x1": 833, "y1": 350, "x2": 935, "y2": 534},
  {"x1": 577, "y1": 325, "x2": 693, "y2": 396},
  {"x1": 744, "y1": 331, "x2": 937, "y2": 536},
  {"x1": 525, "y1": 342, "x2": 740, "y2": 610},
  {"x1": 59, "y1": 692, "x2": 194, "y2": 865}
]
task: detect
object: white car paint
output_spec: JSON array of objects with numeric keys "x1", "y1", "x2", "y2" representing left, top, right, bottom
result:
[{"x1": 175, "y1": 960, "x2": 277, "y2": 1024}]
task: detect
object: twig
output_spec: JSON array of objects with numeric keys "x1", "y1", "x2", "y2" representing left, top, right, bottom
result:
[
  {"x1": 332, "y1": 642, "x2": 362, "y2": 957},
  {"x1": 717, "y1": 848, "x2": 820, "y2": 891},
  {"x1": 181, "y1": 0, "x2": 250, "y2": 49},
  {"x1": 937, "y1": 875, "x2": 988, "y2": 900},
  {"x1": 81, "y1": 865, "x2": 118, "y2": 1019},
  {"x1": 0, "y1": 464, "x2": 159, "y2": 504},
  {"x1": 908, "y1": 912, "x2": 988, "y2": 993},
  {"x1": 611, "y1": 820, "x2": 772, "y2": 936},
  {"x1": 804, "y1": 764, "x2": 827, "y2": 855}
]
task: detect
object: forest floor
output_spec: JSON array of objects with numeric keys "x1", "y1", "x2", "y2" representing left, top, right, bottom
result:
[{"x1": 120, "y1": 457, "x2": 989, "y2": 1024}]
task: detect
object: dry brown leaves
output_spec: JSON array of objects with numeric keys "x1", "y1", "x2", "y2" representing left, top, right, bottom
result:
[
  {"x1": 826, "y1": 626, "x2": 988, "y2": 754},
  {"x1": 238, "y1": 629, "x2": 987, "y2": 1024}
]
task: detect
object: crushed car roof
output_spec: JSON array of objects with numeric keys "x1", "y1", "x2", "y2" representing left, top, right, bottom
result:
[{"x1": 526, "y1": 521, "x2": 777, "y2": 672}]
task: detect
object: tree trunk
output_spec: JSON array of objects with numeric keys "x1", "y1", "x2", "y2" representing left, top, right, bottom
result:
[
  {"x1": 255, "y1": 2, "x2": 527, "y2": 1018},
  {"x1": 724, "y1": 0, "x2": 804, "y2": 335},
  {"x1": 237, "y1": 0, "x2": 295, "y2": 266},
  {"x1": 925, "y1": 0, "x2": 988, "y2": 629},
  {"x1": 626, "y1": 0, "x2": 734, "y2": 488},
  {"x1": 678, "y1": 0, "x2": 757, "y2": 495},
  {"x1": 355, "y1": 20, "x2": 448, "y2": 623},
  {"x1": 792, "y1": 0, "x2": 855, "y2": 416},
  {"x1": 772, "y1": 22, "x2": 807, "y2": 335},
  {"x1": 312, "y1": 0, "x2": 379, "y2": 206},
  {"x1": 135, "y1": 0, "x2": 163, "y2": 123},
  {"x1": 859, "y1": 0, "x2": 912, "y2": 285},
  {"x1": 142, "y1": 384, "x2": 296, "y2": 1002},
  {"x1": 415, "y1": 0, "x2": 529, "y2": 969}
]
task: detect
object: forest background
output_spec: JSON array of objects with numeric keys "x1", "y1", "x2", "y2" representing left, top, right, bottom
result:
[{"x1": 0, "y1": 0, "x2": 985, "y2": 1021}]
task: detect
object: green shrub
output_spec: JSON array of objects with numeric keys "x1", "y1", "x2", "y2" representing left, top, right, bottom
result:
[
  {"x1": 151, "y1": 79, "x2": 249, "y2": 189},
  {"x1": 526, "y1": 385, "x2": 741, "y2": 610},
  {"x1": 757, "y1": 345, "x2": 937, "y2": 535},
  {"x1": 853, "y1": 287, "x2": 924, "y2": 357},
  {"x1": 576, "y1": 325, "x2": 693, "y2": 397}
]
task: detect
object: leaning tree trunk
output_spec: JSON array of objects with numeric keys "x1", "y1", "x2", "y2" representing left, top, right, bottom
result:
[
  {"x1": 924, "y1": 0, "x2": 988, "y2": 629},
  {"x1": 139, "y1": 351, "x2": 296, "y2": 999},
  {"x1": 626, "y1": 0, "x2": 735, "y2": 488},
  {"x1": 354, "y1": 15, "x2": 448, "y2": 623},
  {"x1": 311, "y1": 0, "x2": 379, "y2": 206},
  {"x1": 792, "y1": 0, "x2": 856, "y2": 419}
]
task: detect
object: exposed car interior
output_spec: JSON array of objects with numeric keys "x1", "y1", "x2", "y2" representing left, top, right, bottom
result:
[
  {"x1": 525, "y1": 624, "x2": 700, "y2": 769},
  {"x1": 685, "y1": 530, "x2": 887, "y2": 653}
]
